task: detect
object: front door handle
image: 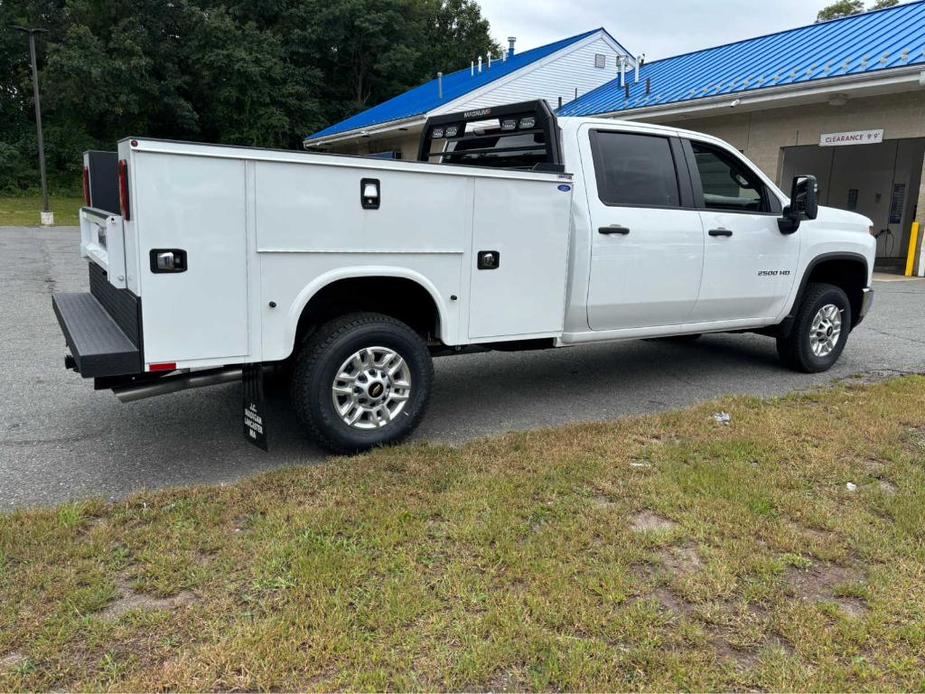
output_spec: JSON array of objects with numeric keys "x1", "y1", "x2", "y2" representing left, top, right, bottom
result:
[
  {"x1": 599, "y1": 225, "x2": 630, "y2": 235},
  {"x1": 709, "y1": 228, "x2": 734, "y2": 237}
]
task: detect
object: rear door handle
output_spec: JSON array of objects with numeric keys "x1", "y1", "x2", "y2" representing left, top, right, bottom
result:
[
  {"x1": 709, "y1": 228, "x2": 733, "y2": 237},
  {"x1": 599, "y1": 225, "x2": 630, "y2": 235}
]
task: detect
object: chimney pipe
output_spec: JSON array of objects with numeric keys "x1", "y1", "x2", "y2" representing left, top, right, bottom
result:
[
  {"x1": 624, "y1": 83, "x2": 630, "y2": 99},
  {"x1": 558, "y1": 96, "x2": 563, "y2": 108},
  {"x1": 478, "y1": 55, "x2": 482, "y2": 73},
  {"x1": 634, "y1": 56, "x2": 640, "y2": 84},
  {"x1": 508, "y1": 36, "x2": 516, "y2": 58},
  {"x1": 619, "y1": 56, "x2": 626, "y2": 88},
  {"x1": 488, "y1": 53, "x2": 492, "y2": 69},
  {"x1": 437, "y1": 71, "x2": 443, "y2": 98},
  {"x1": 471, "y1": 61, "x2": 474, "y2": 76}
]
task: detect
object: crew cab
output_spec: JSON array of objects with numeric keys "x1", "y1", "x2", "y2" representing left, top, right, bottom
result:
[{"x1": 54, "y1": 101, "x2": 876, "y2": 453}]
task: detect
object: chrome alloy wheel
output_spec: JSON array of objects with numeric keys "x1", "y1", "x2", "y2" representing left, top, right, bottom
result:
[
  {"x1": 809, "y1": 303, "x2": 843, "y2": 358},
  {"x1": 331, "y1": 346, "x2": 412, "y2": 430}
]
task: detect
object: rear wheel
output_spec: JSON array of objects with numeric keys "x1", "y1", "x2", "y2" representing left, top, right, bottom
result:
[
  {"x1": 776, "y1": 283, "x2": 851, "y2": 373},
  {"x1": 291, "y1": 312, "x2": 433, "y2": 454}
]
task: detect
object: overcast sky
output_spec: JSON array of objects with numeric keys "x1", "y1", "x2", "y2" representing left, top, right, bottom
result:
[{"x1": 475, "y1": 0, "x2": 882, "y2": 61}]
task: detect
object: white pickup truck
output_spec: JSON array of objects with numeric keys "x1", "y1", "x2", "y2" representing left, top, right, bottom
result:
[{"x1": 54, "y1": 101, "x2": 875, "y2": 453}]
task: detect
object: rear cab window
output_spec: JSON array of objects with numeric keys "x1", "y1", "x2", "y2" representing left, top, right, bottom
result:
[{"x1": 589, "y1": 131, "x2": 683, "y2": 208}]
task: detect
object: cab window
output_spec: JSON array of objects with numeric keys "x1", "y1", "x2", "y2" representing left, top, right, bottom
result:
[
  {"x1": 590, "y1": 131, "x2": 680, "y2": 208},
  {"x1": 690, "y1": 141, "x2": 770, "y2": 213}
]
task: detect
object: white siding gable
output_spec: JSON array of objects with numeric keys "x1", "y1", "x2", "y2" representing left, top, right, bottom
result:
[{"x1": 435, "y1": 33, "x2": 630, "y2": 115}]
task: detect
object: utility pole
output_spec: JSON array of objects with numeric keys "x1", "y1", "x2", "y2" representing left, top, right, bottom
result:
[{"x1": 11, "y1": 26, "x2": 52, "y2": 225}]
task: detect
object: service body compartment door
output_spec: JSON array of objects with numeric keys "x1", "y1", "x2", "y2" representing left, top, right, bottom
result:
[
  {"x1": 133, "y1": 151, "x2": 249, "y2": 363},
  {"x1": 467, "y1": 177, "x2": 572, "y2": 340}
]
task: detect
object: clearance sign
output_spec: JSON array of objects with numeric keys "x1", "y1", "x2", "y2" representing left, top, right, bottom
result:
[{"x1": 819, "y1": 129, "x2": 884, "y2": 147}]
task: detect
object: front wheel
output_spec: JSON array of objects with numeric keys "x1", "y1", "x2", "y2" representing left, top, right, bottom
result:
[
  {"x1": 291, "y1": 313, "x2": 434, "y2": 454},
  {"x1": 776, "y1": 282, "x2": 852, "y2": 373}
]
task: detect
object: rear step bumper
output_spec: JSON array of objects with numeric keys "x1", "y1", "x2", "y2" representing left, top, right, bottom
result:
[{"x1": 52, "y1": 293, "x2": 141, "y2": 377}]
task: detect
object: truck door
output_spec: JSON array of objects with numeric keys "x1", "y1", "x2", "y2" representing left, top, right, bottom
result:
[
  {"x1": 683, "y1": 139, "x2": 799, "y2": 323},
  {"x1": 581, "y1": 127, "x2": 704, "y2": 331}
]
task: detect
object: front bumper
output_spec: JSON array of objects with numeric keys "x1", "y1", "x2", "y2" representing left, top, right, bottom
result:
[{"x1": 52, "y1": 292, "x2": 141, "y2": 377}]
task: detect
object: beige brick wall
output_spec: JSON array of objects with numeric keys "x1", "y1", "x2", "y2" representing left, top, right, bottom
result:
[{"x1": 661, "y1": 91, "x2": 925, "y2": 227}]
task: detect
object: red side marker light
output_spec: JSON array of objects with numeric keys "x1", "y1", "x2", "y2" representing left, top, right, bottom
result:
[
  {"x1": 149, "y1": 362, "x2": 177, "y2": 372},
  {"x1": 82, "y1": 166, "x2": 91, "y2": 206},
  {"x1": 118, "y1": 159, "x2": 131, "y2": 221}
]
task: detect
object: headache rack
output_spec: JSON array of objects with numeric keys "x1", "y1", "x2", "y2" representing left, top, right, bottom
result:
[{"x1": 417, "y1": 100, "x2": 564, "y2": 173}]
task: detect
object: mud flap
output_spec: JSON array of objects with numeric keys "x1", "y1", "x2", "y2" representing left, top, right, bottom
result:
[{"x1": 242, "y1": 364, "x2": 268, "y2": 451}]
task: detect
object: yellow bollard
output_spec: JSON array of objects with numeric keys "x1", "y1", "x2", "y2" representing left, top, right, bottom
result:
[{"x1": 906, "y1": 222, "x2": 921, "y2": 277}]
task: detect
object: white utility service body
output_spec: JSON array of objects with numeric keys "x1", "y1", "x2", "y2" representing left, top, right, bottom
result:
[{"x1": 56, "y1": 101, "x2": 876, "y2": 452}]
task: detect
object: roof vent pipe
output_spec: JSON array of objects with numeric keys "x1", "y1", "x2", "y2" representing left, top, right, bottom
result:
[
  {"x1": 471, "y1": 61, "x2": 474, "y2": 76},
  {"x1": 488, "y1": 53, "x2": 491, "y2": 69},
  {"x1": 634, "y1": 56, "x2": 640, "y2": 84},
  {"x1": 646, "y1": 78, "x2": 651, "y2": 95},
  {"x1": 619, "y1": 56, "x2": 626, "y2": 88},
  {"x1": 508, "y1": 36, "x2": 516, "y2": 58},
  {"x1": 478, "y1": 55, "x2": 482, "y2": 73},
  {"x1": 437, "y1": 71, "x2": 443, "y2": 98}
]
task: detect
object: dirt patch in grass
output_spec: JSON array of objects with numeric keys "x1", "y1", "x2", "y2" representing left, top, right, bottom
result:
[
  {"x1": 97, "y1": 577, "x2": 196, "y2": 622},
  {"x1": 876, "y1": 479, "x2": 898, "y2": 495},
  {"x1": 651, "y1": 586, "x2": 695, "y2": 616},
  {"x1": 0, "y1": 652, "x2": 25, "y2": 671},
  {"x1": 2, "y1": 376, "x2": 925, "y2": 691},
  {"x1": 659, "y1": 544, "x2": 703, "y2": 575},
  {"x1": 630, "y1": 510, "x2": 678, "y2": 533},
  {"x1": 786, "y1": 563, "x2": 869, "y2": 617}
]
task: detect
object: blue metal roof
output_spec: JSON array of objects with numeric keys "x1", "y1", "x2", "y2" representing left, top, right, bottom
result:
[
  {"x1": 306, "y1": 28, "x2": 616, "y2": 142},
  {"x1": 559, "y1": 1, "x2": 925, "y2": 118}
]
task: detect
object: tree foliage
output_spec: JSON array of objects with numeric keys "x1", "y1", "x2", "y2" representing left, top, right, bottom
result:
[
  {"x1": 0, "y1": 0, "x2": 497, "y2": 192},
  {"x1": 816, "y1": 0, "x2": 899, "y2": 22}
]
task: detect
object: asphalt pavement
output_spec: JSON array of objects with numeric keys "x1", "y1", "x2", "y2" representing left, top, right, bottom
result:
[{"x1": 2, "y1": 226, "x2": 924, "y2": 509}]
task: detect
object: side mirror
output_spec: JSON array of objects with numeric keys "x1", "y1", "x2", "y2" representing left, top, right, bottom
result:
[{"x1": 778, "y1": 175, "x2": 818, "y2": 234}]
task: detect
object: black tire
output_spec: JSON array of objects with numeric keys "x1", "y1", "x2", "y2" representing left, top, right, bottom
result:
[
  {"x1": 776, "y1": 282, "x2": 852, "y2": 373},
  {"x1": 290, "y1": 312, "x2": 433, "y2": 454}
]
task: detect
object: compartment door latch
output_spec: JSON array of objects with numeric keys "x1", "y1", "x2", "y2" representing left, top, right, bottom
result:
[
  {"x1": 477, "y1": 250, "x2": 500, "y2": 270},
  {"x1": 149, "y1": 249, "x2": 188, "y2": 273}
]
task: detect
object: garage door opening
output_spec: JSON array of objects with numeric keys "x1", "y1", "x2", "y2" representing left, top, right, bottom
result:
[{"x1": 781, "y1": 138, "x2": 924, "y2": 271}]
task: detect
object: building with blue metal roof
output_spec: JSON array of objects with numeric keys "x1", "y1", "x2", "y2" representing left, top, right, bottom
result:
[
  {"x1": 304, "y1": 28, "x2": 632, "y2": 157},
  {"x1": 558, "y1": 0, "x2": 925, "y2": 120}
]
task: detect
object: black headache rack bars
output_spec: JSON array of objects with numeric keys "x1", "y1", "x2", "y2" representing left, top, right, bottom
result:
[{"x1": 417, "y1": 100, "x2": 564, "y2": 173}]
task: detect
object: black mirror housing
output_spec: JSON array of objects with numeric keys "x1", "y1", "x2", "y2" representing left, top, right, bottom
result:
[{"x1": 778, "y1": 174, "x2": 819, "y2": 234}]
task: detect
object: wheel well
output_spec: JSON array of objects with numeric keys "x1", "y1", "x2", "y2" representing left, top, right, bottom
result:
[
  {"x1": 294, "y1": 277, "x2": 441, "y2": 349},
  {"x1": 803, "y1": 257, "x2": 868, "y2": 326}
]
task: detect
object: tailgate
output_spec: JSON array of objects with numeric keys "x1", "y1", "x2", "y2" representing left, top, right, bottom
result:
[{"x1": 80, "y1": 207, "x2": 128, "y2": 289}]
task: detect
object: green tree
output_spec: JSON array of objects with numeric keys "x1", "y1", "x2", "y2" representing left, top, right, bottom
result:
[
  {"x1": 816, "y1": 0, "x2": 900, "y2": 22},
  {"x1": 0, "y1": 0, "x2": 497, "y2": 192}
]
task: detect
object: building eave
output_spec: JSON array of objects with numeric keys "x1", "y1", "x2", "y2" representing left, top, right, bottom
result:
[{"x1": 591, "y1": 67, "x2": 925, "y2": 123}]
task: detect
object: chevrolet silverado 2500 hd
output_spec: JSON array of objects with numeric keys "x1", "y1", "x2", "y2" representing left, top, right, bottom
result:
[{"x1": 54, "y1": 101, "x2": 875, "y2": 453}]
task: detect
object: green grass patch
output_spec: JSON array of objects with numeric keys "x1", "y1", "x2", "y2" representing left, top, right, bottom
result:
[
  {"x1": 0, "y1": 196, "x2": 82, "y2": 226},
  {"x1": 1, "y1": 377, "x2": 925, "y2": 690}
]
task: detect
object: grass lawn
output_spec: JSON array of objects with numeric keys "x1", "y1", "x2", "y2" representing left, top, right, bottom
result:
[
  {"x1": 0, "y1": 196, "x2": 83, "y2": 227},
  {"x1": 1, "y1": 376, "x2": 924, "y2": 691}
]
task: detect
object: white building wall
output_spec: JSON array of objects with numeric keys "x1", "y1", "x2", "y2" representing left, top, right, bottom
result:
[{"x1": 435, "y1": 36, "x2": 629, "y2": 115}]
